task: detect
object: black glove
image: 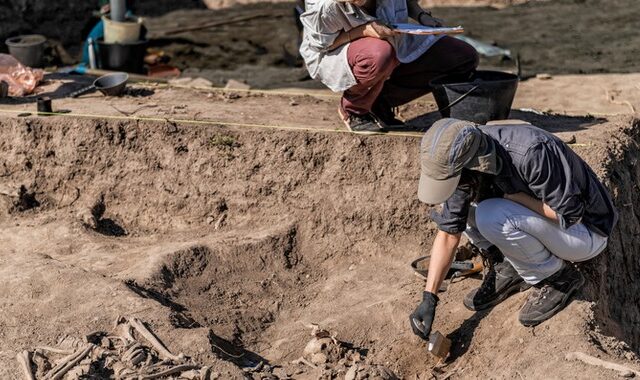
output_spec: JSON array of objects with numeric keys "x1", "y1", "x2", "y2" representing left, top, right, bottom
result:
[
  {"x1": 418, "y1": 11, "x2": 444, "y2": 27},
  {"x1": 410, "y1": 291, "x2": 438, "y2": 340}
]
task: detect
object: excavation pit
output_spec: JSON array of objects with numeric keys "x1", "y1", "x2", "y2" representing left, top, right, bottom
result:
[{"x1": 0, "y1": 112, "x2": 638, "y2": 378}]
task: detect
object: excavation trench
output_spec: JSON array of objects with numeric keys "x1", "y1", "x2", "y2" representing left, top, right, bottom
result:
[
  {"x1": 584, "y1": 117, "x2": 640, "y2": 352},
  {"x1": 0, "y1": 115, "x2": 638, "y2": 377}
]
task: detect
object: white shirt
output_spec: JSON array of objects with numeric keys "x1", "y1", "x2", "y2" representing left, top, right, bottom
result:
[{"x1": 299, "y1": 0, "x2": 443, "y2": 92}]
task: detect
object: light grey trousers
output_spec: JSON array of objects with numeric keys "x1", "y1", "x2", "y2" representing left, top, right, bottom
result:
[{"x1": 465, "y1": 198, "x2": 608, "y2": 284}]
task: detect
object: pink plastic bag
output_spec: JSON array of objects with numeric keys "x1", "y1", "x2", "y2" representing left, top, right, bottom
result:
[{"x1": 0, "y1": 54, "x2": 44, "y2": 96}]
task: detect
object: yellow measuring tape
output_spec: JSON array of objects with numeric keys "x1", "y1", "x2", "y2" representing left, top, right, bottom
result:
[
  {"x1": 0, "y1": 108, "x2": 426, "y2": 138},
  {"x1": 0, "y1": 106, "x2": 590, "y2": 146},
  {"x1": 150, "y1": 82, "x2": 342, "y2": 99}
]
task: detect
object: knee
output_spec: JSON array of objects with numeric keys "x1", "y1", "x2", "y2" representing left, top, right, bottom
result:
[
  {"x1": 458, "y1": 41, "x2": 479, "y2": 72},
  {"x1": 355, "y1": 39, "x2": 398, "y2": 77},
  {"x1": 475, "y1": 198, "x2": 513, "y2": 240},
  {"x1": 468, "y1": 46, "x2": 480, "y2": 71},
  {"x1": 442, "y1": 37, "x2": 479, "y2": 73}
]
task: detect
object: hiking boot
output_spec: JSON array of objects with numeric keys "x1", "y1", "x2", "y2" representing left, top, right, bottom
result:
[
  {"x1": 338, "y1": 108, "x2": 385, "y2": 134},
  {"x1": 463, "y1": 246, "x2": 529, "y2": 311},
  {"x1": 371, "y1": 100, "x2": 404, "y2": 127},
  {"x1": 519, "y1": 264, "x2": 585, "y2": 326}
]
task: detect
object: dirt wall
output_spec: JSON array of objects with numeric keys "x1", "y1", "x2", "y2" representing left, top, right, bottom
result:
[
  {"x1": 586, "y1": 118, "x2": 640, "y2": 351},
  {"x1": 1, "y1": 115, "x2": 639, "y2": 378},
  {"x1": 0, "y1": 116, "x2": 433, "y2": 244}
]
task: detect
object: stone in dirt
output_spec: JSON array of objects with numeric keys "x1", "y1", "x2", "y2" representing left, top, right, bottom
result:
[{"x1": 225, "y1": 79, "x2": 251, "y2": 90}]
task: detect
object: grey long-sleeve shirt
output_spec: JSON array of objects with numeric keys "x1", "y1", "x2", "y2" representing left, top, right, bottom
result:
[
  {"x1": 299, "y1": 0, "x2": 442, "y2": 92},
  {"x1": 431, "y1": 123, "x2": 618, "y2": 238}
]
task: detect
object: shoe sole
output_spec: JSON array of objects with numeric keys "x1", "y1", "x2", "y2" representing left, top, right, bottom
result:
[
  {"x1": 338, "y1": 107, "x2": 385, "y2": 135},
  {"x1": 518, "y1": 273, "x2": 585, "y2": 327},
  {"x1": 463, "y1": 280, "x2": 531, "y2": 312}
]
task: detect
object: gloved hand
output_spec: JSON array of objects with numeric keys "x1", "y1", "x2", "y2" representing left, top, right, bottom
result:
[
  {"x1": 410, "y1": 291, "x2": 438, "y2": 340},
  {"x1": 418, "y1": 11, "x2": 444, "y2": 27}
]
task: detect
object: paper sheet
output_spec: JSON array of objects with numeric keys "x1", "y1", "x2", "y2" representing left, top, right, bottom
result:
[{"x1": 390, "y1": 24, "x2": 464, "y2": 36}]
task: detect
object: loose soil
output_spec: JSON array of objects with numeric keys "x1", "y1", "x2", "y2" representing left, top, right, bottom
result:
[
  {"x1": 1, "y1": 1, "x2": 640, "y2": 378},
  {"x1": 143, "y1": 0, "x2": 640, "y2": 89},
  {"x1": 0, "y1": 80, "x2": 639, "y2": 378}
]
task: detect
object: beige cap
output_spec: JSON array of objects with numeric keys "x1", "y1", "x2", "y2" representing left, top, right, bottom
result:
[{"x1": 418, "y1": 118, "x2": 482, "y2": 205}]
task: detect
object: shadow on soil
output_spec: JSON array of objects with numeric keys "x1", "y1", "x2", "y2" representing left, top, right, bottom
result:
[
  {"x1": 0, "y1": 73, "x2": 155, "y2": 106},
  {"x1": 208, "y1": 331, "x2": 272, "y2": 369},
  {"x1": 96, "y1": 218, "x2": 128, "y2": 237},
  {"x1": 402, "y1": 109, "x2": 608, "y2": 133},
  {"x1": 447, "y1": 308, "x2": 492, "y2": 361},
  {"x1": 125, "y1": 279, "x2": 273, "y2": 368},
  {"x1": 125, "y1": 280, "x2": 201, "y2": 329}
]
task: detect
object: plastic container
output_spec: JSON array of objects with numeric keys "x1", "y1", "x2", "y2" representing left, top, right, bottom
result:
[
  {"x1": 102, "y1": 15, "x2": 143, "y2": 44},
  {"x1": 430, "y1": 70, "x2": 519, "y2": 124},
  {"x1": 5, "y1": 34, "x2": 47, "y2": 68},
  {"x1": 96, "y1": 39, "x2": 148, "y2": 74}
]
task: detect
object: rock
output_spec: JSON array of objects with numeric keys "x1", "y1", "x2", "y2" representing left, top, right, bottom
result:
[
  {"x1": 304, "y1": 337, "x2": 333, "y2": 356},
  {"x1": 272, "y1": 367, "x2": 289, "y2": 378},
  {"x1": 563, "y1": 134, "x2": 577, "y2": 144},
  {"x1": 169, "y1": 77, "x2": 213, "y2": 88},
  {"x1": 311, "y1": 352, "x2": 328, "y2": 365},
  {"x1": 345, "y1": 365, "x2": 358, "y2": 380},
  {"x1": 304, "y1": 338, "x2": 324, "y2": 356},
  {"x1": 225, "y1": 79, "x2": 251, "y2": 90},
  {"x1": 180, "y1": 369, "x2": 200, "y2": 379},
  {"x1": 619, "y1": 370, "x2": 635, "y2": 378},
  {"x1": 536, "y1": 73, "x2": 552, "y2": 80}
]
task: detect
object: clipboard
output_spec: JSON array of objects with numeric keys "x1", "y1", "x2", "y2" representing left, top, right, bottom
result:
[{"x1": 390, "y1": 24, "x2": 464, "y2": 36}]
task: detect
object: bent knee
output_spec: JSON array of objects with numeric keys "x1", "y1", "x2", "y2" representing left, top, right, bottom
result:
[
  {"x1": 354, "y1": 39, "x2": 398, "y2": 74},
  {"x1": 459, "y1": 40, "x2": 480, "y2": 69}
]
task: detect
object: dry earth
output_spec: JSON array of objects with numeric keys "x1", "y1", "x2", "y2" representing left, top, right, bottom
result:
[
  {"x1": 0, "y1": 77, "x2": 639, "y2": 379},
  {"x1": 143, "y1": 0, "x2": 640, "y2": 89},
  {"x1": 1, "y1": 0, "x2": 640, "y2": 379}
]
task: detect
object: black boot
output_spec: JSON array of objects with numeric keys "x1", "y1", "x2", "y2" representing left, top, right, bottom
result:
[
  {"x1": 371, "y1": 98, "x2": 404, "y2": 127},
  {"x1": 518, "y1": 263, "x2": 585, "y2": 326},
  {"x1": 463, "y1": 246, "x2": 529, "y2": 311}
]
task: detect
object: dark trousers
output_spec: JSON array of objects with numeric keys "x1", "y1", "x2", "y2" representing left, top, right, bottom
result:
[{"x1": 341, "y1": 36, "x2": 479, "y2": 115}]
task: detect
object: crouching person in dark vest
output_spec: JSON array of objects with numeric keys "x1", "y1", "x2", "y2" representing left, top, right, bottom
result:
[{"x1": 409, "y1": 118, "x2": 618, "y2": 340}]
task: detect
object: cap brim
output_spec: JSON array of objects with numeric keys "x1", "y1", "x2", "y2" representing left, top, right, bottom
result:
[{"x1": 418, "y1": 173, "x2": 461, "y2": 205}]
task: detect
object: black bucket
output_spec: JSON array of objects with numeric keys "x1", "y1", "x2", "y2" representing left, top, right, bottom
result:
[
  {"x1": 430, "y1": 70, "x2": 519, "y2": 124},
  {"x1": 5, "y1": 34, "x2": 47, "y2": 68},
  {"x1": 96, "y1": 38, "x2": 148, "y2": 74}
]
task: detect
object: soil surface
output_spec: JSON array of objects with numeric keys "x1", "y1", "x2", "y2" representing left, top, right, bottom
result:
[
  {"x1": 142, "y1": 0, "x2": 640, "y2": 90},
  {"x1": 0, "y1": 76, "x2": 639, "y2": 378},
  {"x1": 1, "y1": 0, "x2": 640, "y2": 379}
]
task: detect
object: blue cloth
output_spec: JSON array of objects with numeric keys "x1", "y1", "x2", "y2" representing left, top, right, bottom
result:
[{"x1": 81, "y1": 20, "x2": 105, "y2": 65}]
